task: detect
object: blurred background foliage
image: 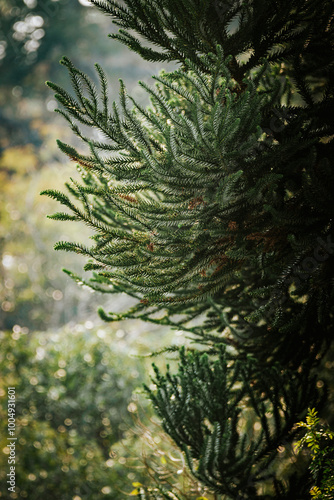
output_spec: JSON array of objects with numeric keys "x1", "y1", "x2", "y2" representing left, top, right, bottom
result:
[
  {"x1": 0, "y1": 325, "x2": 148, "y2": 499},
  {"x1": 0, "y1": 1, "x2": 191, "y2": 498},
  {"x1": 2, "y1": 2, "x2": 332, "y2": 499}
]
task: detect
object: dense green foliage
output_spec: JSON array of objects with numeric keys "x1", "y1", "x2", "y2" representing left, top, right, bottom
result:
[
  {"x1": 44, "y1": 1, "x2": 334, "y2": 366},
  {"x1": 146, "y1": 347, "x2": 321, "y2": 498},
  {"x1": 44, "y1": 1, "x2": 334, "y2": 498}
]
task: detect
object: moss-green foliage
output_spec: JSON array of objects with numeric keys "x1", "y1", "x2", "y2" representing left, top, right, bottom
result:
[
  {"x1": 43, "y1": 50, "x2": 272, "y2": 302},
  {"x1": 43, "y1": 6, "x2": 334, "y2": 367}
]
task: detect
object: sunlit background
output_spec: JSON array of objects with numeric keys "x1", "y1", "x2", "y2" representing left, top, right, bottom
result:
[{"x1": 0, "y1": 1, "x2": 213, "y2": 498}]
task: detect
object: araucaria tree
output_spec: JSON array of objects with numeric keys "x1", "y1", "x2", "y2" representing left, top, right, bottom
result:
[{"x1": 43, "y1": 1, "x2": 334, "y2": 498}]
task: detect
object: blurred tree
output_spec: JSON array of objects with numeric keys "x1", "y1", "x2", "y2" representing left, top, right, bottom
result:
[{"x1": 0, "y1": 0, "x2": 103, "y2": 89}]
